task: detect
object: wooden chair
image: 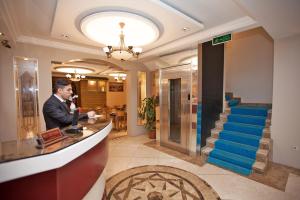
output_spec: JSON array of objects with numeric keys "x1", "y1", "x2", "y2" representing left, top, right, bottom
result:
[{"x1": 115, "y1": 111, "x2": 127, "y2": 130}]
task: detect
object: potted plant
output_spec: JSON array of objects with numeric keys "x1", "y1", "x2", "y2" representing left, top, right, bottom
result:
[{"x1": 138, "y1": 96, "x2": 157, "y2": 139}]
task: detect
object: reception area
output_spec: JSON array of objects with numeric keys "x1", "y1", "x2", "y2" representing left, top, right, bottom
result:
[{"x1": 1, "y1": 0, "x2": 300, "y2": 200}]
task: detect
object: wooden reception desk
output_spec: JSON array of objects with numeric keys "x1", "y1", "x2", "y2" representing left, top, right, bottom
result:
[{"x1": 0, "y1": 118, "x2": 112, "y2": 200}]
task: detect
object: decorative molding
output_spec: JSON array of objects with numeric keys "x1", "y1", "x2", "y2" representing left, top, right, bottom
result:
[
  {"x1": 17, "y1": 35, "x2": 105, "y2": 56},
  {"x1": 151, "y1": 0, "x2": 204, "y2": 28},
  {"x1": 15, "y1": 16, "x2": 256, "y2": 62},
  {"x1": 0, "y1": 0, "x2": 20, "y2": 43},
  {"x1": 142, "y1": 16, "x2": 258, "y2": 58}
]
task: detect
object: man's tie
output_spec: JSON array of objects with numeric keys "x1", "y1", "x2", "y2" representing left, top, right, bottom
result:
[{"x1": 62, "y1": 101, "x2": 71, "y2": 113}]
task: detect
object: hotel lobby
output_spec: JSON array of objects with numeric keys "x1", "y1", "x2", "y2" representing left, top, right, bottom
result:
[{"x1": 0, "y1": 0, "x2": 300, "y2": 199}]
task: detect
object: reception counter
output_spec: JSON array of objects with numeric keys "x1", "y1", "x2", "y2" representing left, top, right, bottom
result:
[{"x1": 0, "y1": 118, "x2": 112, "y2": 200}]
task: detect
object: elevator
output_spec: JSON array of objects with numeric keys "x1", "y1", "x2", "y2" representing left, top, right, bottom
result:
[{"x1": 159, "y1": 64, "x2": 192, "y2": 153}]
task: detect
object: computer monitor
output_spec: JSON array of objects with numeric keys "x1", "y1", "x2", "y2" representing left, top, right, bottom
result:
[
  {"x1": 72, "y1": 109, "x2": 79, "y2": 126},
  {"x1": 65, "y1": 109, "x2": 83, "y2": 134}
]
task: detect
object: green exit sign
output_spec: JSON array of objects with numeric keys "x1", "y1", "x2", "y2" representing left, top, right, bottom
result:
[{"x1": 212, "y1": 33, "x2": 232, "y2": 45}]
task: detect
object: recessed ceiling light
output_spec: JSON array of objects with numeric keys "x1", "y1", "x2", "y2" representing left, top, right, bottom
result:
[
  {"x1": 61, "y1": 34, "x2": 71, "y2": 39},
  {"x1": 182, "y1": 27, "x2": 190, "y2": 32},
  {"x1": 24, "y1": 58, "x2": 29, "y2": 61},
  {"x1": 81, "y1": 11, "x2": 160, "y2": 46},
  {"x1": 0, "y1": 32, "x2": 4, "y2": 36}
]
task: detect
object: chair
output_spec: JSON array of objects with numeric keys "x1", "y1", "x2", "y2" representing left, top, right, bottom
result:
[{"x1": 115, "y1": 111, "x2": 127, "y2": 130}]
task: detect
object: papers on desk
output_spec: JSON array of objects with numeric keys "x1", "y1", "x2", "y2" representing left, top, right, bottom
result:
[{"x1": 89, "y1": 114, "x2": 104, "y2": 119}]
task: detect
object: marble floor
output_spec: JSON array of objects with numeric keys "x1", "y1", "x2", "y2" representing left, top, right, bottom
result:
[{"x1": 106, "y1": 134, "x2": 300, "y2": 200}]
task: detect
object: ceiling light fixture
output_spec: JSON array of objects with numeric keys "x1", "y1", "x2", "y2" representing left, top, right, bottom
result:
[
  {"x1": 65, "y1": 71, "x2": 86, "y2": 82},
  {"x1": 55, "y1": 66, "x2": 94, "y2": 81},
  {"x1": 81, "y1": 11, "x2": 159, "y2": 61},
  {"x1": 109, "y1": 73, "x2": 127, "y2": 81},
  {"x1": 103, "y1": 22, "x2": 142, "y2": 61}
]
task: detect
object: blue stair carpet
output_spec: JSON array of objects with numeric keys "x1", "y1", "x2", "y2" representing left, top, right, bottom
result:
[
  {"x1": 228, "y1": 99, "x2": 239, "y2": 107},
  {"x1": 219, "y1": 130, "x2": 260, "y2": 147},
  {"x1": 225, "y1": 94, "x2": 231, "y2": 101},
  {"x1": 207, "y1": 104, "x2": 269, "y2": 176},
  {"x1": 197, "y1": 104, "x2": 202, "y2": 145},
  {"x1": 214, "y1": 139, "x2": 257, "y2": 159},
  {"x1": 223, "y1": 122, "x2": 264, "y2": 136},
  {"x1": 208, "y1": 157, "x2": 252, "y2": 175},
  {"x1": 231, "y1": 106, "x2": 268, "y2": 117},
  {"x1": 227, "y1": 114, "x2": 266, "y2": 126},
  {"x1": 209, "y1": 149, "x2": 254, "y2": 169}
]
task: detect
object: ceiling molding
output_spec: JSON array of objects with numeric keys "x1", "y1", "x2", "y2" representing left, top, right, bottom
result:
[
  {"x1": 141, "y1": 16, "x2": 258, "y2": 58},
  {"x1": 0, "y1": 0, "x2": 20, "y2": 43},
  {"x1": 17, "y1": 35, "x2": 104, "y2": 56},
  {"x1": 151, "y1": 0, "x2": 204, "y2": 28},
  {"x1": 15, "y1": 15, "x2": 257, "y2": 62}
]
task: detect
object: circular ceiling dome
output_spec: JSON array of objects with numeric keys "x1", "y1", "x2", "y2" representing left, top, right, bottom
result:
[{"x1": 81, "y1": 11, "x2": 160, "y2": 47}]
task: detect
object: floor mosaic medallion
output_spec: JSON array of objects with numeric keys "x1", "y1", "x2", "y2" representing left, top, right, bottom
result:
[{"x1": 105, "y1": 165, "x2": 220, "y2": 200}]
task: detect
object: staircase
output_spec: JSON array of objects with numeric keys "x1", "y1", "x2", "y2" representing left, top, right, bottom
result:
[{"x1": 201, "y1": 94, "x2": 272, "y2": 176}]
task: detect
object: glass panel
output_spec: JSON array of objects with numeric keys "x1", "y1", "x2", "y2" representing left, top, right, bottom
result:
[
  {"x1": 14, "y1": 57, "x2": 40, "y2": 140},
  {"x1": 169, "y1": 78, "x2": 181, "y2": 143},
  {"x1": 137, "y1": 71, "x2": 147, "y2": 125}
]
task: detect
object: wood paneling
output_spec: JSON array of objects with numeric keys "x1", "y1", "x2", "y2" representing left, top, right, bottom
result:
[{"x1": 80, "y1": 80, "x2": 107, "y2": 109}]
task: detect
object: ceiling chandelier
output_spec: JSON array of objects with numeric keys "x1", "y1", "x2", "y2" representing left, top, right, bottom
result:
[
  {"x1": 109, "y1": 73, "x2": 127, "y2": 81},
  {"x1": 103, "y1": 22, "x2": 142, "y2": 61},
  {"x1": 65, "y1": 71, "x2": 86, "y2": 82},
  {"x1": 55, "y1": 66, "x2": 94, "y2": 81},
  {"x1": 80, "y1": 11, "x2": 160, "y2": 61}
]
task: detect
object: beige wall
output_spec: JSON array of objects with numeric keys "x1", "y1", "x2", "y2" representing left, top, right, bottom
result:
[
  {"x1": 106, "y1": 80, "x2": 127, "y2": 108},
  {"x1": 126, "y1": 70, "x2": 151, "y2": 136},
  {"x1": 0, "y1": 42, "x2": 148, "y2": 141},
  {"x1": 225, "y1": 28, "x2": 274, "y2": 103},
  {"x1": 272, "y1": 33, "x2": 300, "y2": 169}
]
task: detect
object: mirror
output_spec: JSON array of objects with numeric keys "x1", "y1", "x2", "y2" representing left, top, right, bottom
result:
[{"x1": 137, "y1": 71, "x2": 147, "y2": 125}]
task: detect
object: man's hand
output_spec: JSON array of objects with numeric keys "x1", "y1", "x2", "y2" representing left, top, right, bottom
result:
[{"x1": 87, "y1": 111, "x2": 96, "y2": 118}]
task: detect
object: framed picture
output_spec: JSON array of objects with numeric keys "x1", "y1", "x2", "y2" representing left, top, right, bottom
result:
[{"x1": 109, "y1": 82, "x2": 124, "y2": 92}]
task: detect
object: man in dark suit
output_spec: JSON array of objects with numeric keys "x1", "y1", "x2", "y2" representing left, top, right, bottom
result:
[{"x1": 43, "y1": 79, "x2": 95, "y2": 130}]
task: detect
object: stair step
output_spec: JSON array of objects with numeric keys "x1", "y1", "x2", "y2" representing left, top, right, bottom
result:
[
  {"x1": 208, "y1": 157, "x2": 252, "y2": 175},
  {"x1": 207, "y1": 137, "x2": 269, "y2": 162},
  {"x1": 253, "y1": 161, "x2": 268, "y2": 174},
  {"x1": 201, "y1": 146, "x2": 213, "y2": 162},
  {"x1": 260, "y1": 138, "x2": 272, "y2": 149},
  {"x1": 218, "y1": 130, "x2": 261, "y2": 147},
  {"x1": 225, "y1": 92, "x2": 233, "y2": 101},
  {"x1": 215, "y1": 120, "x2": 224, "y2": 129},
  {"x1": 223, "y1": 122, "x2": 264, "y2": 136},
  {"x1": 209, "y1": 149, "x2": 255, "y2": 169},
  {"x1": 211, "y1": 129, "x2": 272, "y2": 150},
  {"x1": 231, "y1": 106, "x2": 268, "y2": 117},
  {"x1": 227, "y1": 99, "x2": 240, "y2": 107},
  {"x1": 201, "y1": 146, "x2": 213, "y2": 156},
  {"x1": 227, "y1": 114, "x2": 267, "y2": 126},
  {"x1": 208, "y1": 138, "x2": 258, "y2": 159}
]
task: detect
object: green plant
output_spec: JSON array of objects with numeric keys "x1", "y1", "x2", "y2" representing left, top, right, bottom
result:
[{"x1": 138, "y1": 96, "x2": 157, "y2": 131}]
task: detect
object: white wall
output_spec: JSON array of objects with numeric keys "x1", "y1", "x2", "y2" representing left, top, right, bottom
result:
[
  {"x1": 271, "y1": 33, "x2": 300, "y2": 169},
  {"x1": 225, "y1": 28, "x2": 274, "y2": 103},
  {"x1": 0, "y1": 42, "x2": 148, "y2": 141}
]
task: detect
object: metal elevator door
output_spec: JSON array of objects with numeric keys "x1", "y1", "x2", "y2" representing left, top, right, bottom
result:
[{"x1": 160, "y1": 64, "x2": 191, "y2": 153}]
